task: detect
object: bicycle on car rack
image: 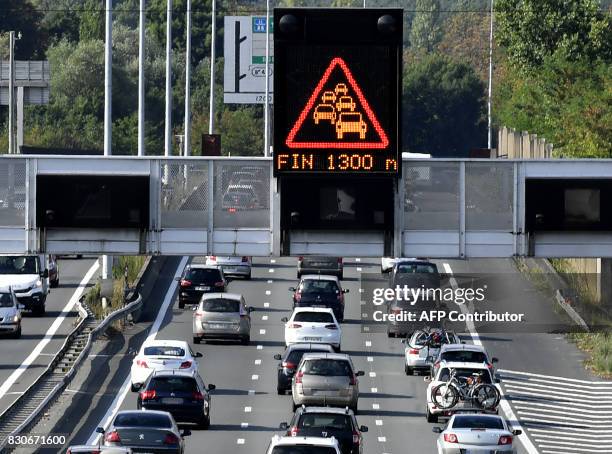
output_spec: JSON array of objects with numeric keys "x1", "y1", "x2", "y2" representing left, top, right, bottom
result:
[{"x1": 430, "y1": 368, "x2": 500, "y2": 411}]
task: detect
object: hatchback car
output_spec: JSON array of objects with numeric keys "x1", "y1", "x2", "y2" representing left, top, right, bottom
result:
[
  {"x1": 266, "y1": 435, "x2": 341, "y2": 454},
  {"x1": 433, "y1": 414, "x2": 521, "y2": 454},
  {"x1": 48, "y1": 255, "x2": 59, "y2": 288},
  {"x1": 389, "y1": 259, "x2": 441, "y2": 288},
  {"x1": 205, "y1": 256, "x2": 252, "y2": 279},
  {"x1": 283, "y1": 308, "x2": 341, "y2": 351},
  {"x1": 280, "y1": 406, "x2": 368, "y2": 454},
  {"x1": 297, "y1": 256, "x2": 343, "y2": 279},
  {"x1": 403, "y1": 329, "x2": 461, "y2": 375},
  {"x1": 99, "y1": 410, "x2": 189, "y2": 454},
  {"x1": 290, "y1": 275, "x2": 348, "y2": 322},
  {"x1": 274, "y1": 343, "x2": 335, "y2": 394},
  {"x1": 137, "y1": 370, "x2": 215, "y2": 429},
  {"x1": 0, "y1": 289, "x2": 22, "y2": 338},
  {"x1": 66, "y1": 446, "x2": 132, "y2": 454},
  {"x1": 176, "y1": 264, "x2": 226, "y2": 309},
  {"x1": 130, "y1": 340, "x2": 202, "y2": 391},
  {"x1": 291, "y1": 352, "x2": 364, "y2": 412},
  {"x1": 193, "y1": 293, "x2": 253, "y2": 345},
  {"x1": 432, "y1": 344, "x2": 499, "y2": 378}
]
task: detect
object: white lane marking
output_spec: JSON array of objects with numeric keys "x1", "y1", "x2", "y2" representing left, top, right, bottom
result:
[
  {"x1": 254, "y1": 359, "x2": 262, "y2": 365},
  {"x1": 248, "y1": 390, "x2": 255, "y2": 395},
  {"x1": 0, "y1": 260, "x2": 100, "y2": 401},
  {"x1": 369, "y1": 372, "x2": 376, "y2": 378},
  {"x1": 375, "y1": 419, "x2": 383, "y2": 426},
  {"x1": 86, "y1": 256, "x2": 189, "y2": 445},
  {"x1": 257, "y1": 345, "x2": 263, "y2": 350},
  {"x1": 378, "y1": 436, "x2": 387, "y2": 442},
  {"x1": 259, "y1": 329, "x2": 266, "y2": 335},
  {"x1": 237, "y1": 439, "x2": 245, "y2": 445},
  {"x1": 372, "y1": 403, "x2": 380, "y2": 410},
  {"x1": 367, "y1": 356, "x2": 373, "y2": 362},
  {"x1": 498, "y1": 368, "x2": 612, "y2": 386},
  {"x1": 442, "y1": 262, "x2": 538, "y2": 454},
  {"x1": 365, "y1": 341, "x2": 372, "y2": 347},
  {"x1": 251, "y1": 374, "x2": 259, "y2": 380},
  {"x1": 264, "y1": 302, "x2": 270, "y2": 308},
  {"x1": 503, "y1": 381, "x2": 612, "y2": 397},
  {"x1": 539, "y1": 445, "x2": 612, "y2": 453},
  {"x1": 269, "y1": 269, "x2": 274, "y2": 273},
  {"x1": 244, "y1": 406, "x2": 252, "y2": 413},
  {"x1": 501, "y1": 376, "x2": 612, "y2": 393},
  {"x1": 356, "y1": 267, "x2": 362, "y2": 272},
  {"x1": 514, "y1": 401, "x2": 612, "y2": 414},
  {"x1": 359, "y1": 288, "x2": 364, "y2": 293},
  {"x1": 262, "y1": 315, "x2": 268, "y2": 321},
  {"x1": 355, "y1": 258, "x2": 361, "y2": 262},
  {"x1": 267, "y1": 280, "x2": 273, "y2": 284},
  {"x1": 363, "y1": 326, "x2": 370, "y2": 332},
  {"x1": 241, "y1": 422, "x2": 249, "y2": 428},
  {"x1": 270, "y1": 259, "x2": 276, "y2": 264},
  {"x1": 265, "y1": 290, "x2": 271, "y2": 295},
  {"x1": 371, "y1": 387, "x2": 378, "y2": 393},
  {"x1": 504, "y1": 386, "x2": 612, "y2": 405}
]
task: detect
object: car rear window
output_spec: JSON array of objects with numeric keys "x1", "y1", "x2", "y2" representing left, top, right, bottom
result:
[
  {"x1": 441, "y1": 351, "x2": 488, "y2": 363},
  {"x1": 143, "y1": 346, "x2": 185, "y2": 357},
  {"x1": 438, "y1": 368, "x2": 492, "y2": 384},
  {"x1": 272, "y1": 447, "x2": 337, "y2": 454},
  {"x1": 0, "y1": 293, "x2": 13, "y2": 307},
  {"x1": 396, "y1": 263, "x2": 437, "y2": 274},
  {"x1": 452, "y1": 415, "x2": 505, "y2": 430},
  {"x1": 293, "y1": 312, "x2": 334, "y2": 323},
  {"x1": 202, "y1": 299, "x2": 240, "y2": 313},
  {"x1": 148, "y1": 377, "x2": 198, "y2": 393},
  {"x1": 113, "y1": 412, "x2": 172, "y2": 428},
  {"x1": 302, "y1": 359, "x2": 352, "y2": 377},
  {"x1": 186, "y1": 268, "x2": 222, "y2": 283},
  {"x1": 287, "y1": 349, "x2": 329, "y2": 364},
  {"x1": 300, "y1": 280, "x2": 339, "y2": 294},
  {"x1": 298, "y1": 414, "x2": 352, "y2": 430}
]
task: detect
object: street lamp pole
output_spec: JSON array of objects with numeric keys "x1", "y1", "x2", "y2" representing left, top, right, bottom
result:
[
  {"x1": 487, "y1": 0, "x2": 494, "y2": 149},
  {"x1": 263, "y1": 0, "x2": 271, "y2": 157}
]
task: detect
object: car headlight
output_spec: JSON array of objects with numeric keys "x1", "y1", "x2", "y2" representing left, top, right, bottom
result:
[
  {"x1": 13, "y1": 314, "x2": 20, "y2": 323},
  {"x1": 36, "y1": 279, "x2": 43, "y2": 287}
]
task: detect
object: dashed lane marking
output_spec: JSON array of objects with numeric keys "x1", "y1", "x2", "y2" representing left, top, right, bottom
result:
[
  {"x1": 244, "y1": 406, "x2": 252, "y2": 413},
  {"x1": 262, "y1": 315, "x2": 268, "y2": 321},
  {"x1": 251, "y1": 374, "x2": 259, "y2": 380},
  {"x1": 264, "y1": 302, "x2": 270, "y2": 308},
  {"x1": 260, "y1": 329, "x2": 266, "y2": 335},
  {"x1": 237, "y1": 439, "x2": 245, "y2": 445},
  {"x1": 265, "y1": 290, "x2": 271, "y2": 295},
  {"x1": 254, "y1": 359, "x2": 262, "y2": 365}
]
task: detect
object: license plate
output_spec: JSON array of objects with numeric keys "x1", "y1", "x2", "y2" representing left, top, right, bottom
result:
[
  {"x1": 210, "y1": 324, "x2": 226, "y2": 329},
  {"x1": 312, "y1": 305, "x2": 327, "y2": 308},
  {"x1": 162, "y1": 398, "x2": 183, "y2": 404},
  {"x1": 196, "y1": 286, "x2": 210, "y2": 291},
  {"x1": 303, "y1": 337, "x2": 321, "y2": 341}
]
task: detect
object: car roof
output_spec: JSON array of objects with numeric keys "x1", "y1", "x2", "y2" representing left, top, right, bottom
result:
[
  {"x1": 151, "y1": 369, "x2": 197, "y2": 378},
  {"x1": 115, "y1": 409, "x2": 171, "y2": 418},
  {"x1": 187, "y1": 264, "x2": 221, "y2": 270},
  {"x1": 286, "y1": 343, "x2": 335, "y2": 352},
  {"x1": 440, "y1": 343, "x2": 487, "y2": 353},
  {"x1": 300, "y1": 352, "x2": 351, "y2": 361},
  {"x1": 300, "y1": 274, "x2": 340, "y2": 282},
  {"x1": 142, "y1": 339, "x2": 189, "y2": 349},
  {"x1": 270, "y1": 435, "x2": 339, "y2": 447},
  {"x1": 298, "y1": 406, "x2": 355, "y2": 416},
  {"x1": 200, "y1": 293, "x2": 242, "y2": 301},
  {"x1": 438, "y1": 361, "x2": 490, "y2": 370},
  {"x1": 292, "y1": 307, "x2": 334, "y2": 314}
]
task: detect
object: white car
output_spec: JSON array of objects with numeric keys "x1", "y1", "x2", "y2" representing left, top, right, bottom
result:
[
  {"x1": 283, "y1": 307, "x2": 342, "y2": 351},
  {"x1": 433, "y1": 413, "x2": 520, "y2": 453},
  {"x1": 403, "y1": 329, "x2": 461, "y2": 375},
  {"x1": 381, "y1": 257, "x2": 423, "y2": 273},
  {"x1": 130, "y1": 340, "x2": 202, "y2": 391},
  {"x1": 265, "y1": 435, "x2": 341, "y2": 454},
  {"x1": 432, "y1": 343, "x2": 499, "y2": 378},
  {"x1": 205, "y1": 256, "x2": 252, "y2": 279}
]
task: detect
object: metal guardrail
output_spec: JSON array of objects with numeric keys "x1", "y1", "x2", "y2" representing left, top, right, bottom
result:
[{"x1": 0, "y1": 292, "x2": 143, "y2": 453}]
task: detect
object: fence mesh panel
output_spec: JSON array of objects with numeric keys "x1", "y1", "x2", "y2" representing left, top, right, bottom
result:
[
  {"x1": 403, "y1": 161, "x2": 459, "y2": 230},
  {"x1": 161, "y1": 160, "x2": 209, "y2": 228},
  {"x1": 465, "y1": 162, "x2": 514, "y2": 230},
  {"x1": 213, "y1": 161, "x2": 270, "y2": 229},
  {"x1": 0, "y1": 160, "x2": 26, "y2": 226}
]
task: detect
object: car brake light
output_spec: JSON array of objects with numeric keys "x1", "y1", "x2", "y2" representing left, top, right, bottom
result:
[
  {"x1": 487, "y1": 362, "x2": 494, "y2": 369},
  {"x1": 325, "y1": 324, "x2": 338, "y2": 330},
  {"x1": 290, "y1": 427, "x2": 299, "y2": 437},
  {"x1": 294, "y1": 371, "x2": 304, "y2": 384},
  {"x1": 180, "y1": 361, "x2": 192, "y2": 369},
  {"x1": 288, "y1": 323, "x2": 302, "y2": 329},
  {"x1": 228, "y1": 208, "x2": 237, "y2": 213},
  {"x1": 409, "y1": 349, "x2": 420, "y2": 355},
  {"x1": 282, "y1": 361, "x2": 297, "y2": 369},
  {"x1": 443, "y1": 433, "x2": 458, "y2": 443},
  {"x1": 349, "y1": 374, "x2": 357, "y2": 386},
  {"x1": 140, "y1": 390, "x2": 156, "y2": 400},
  {"x1": 209, "y1": 256, "x2": 217, "y2": 262},
  {"x1": 352, "y1": 430, "x2": 360, "y2": 445},
  {"x1": 241, "y1": 256, "x2": 249, "y2": 262},
  {"x1": 498, "y1": 435, "x2": 513, "y2": 445},
  {"x1": 192, "y1": 391, "x2": 204, "y2": 401},
  {"x1": 163, "y1": 433, "x2": 180, "y2": 445},
  {"x1": 180, "y1": 279, "x2": 192, "y2": 287},
  {"x1": 298, "y1": 256, "x2": 303, "y2": 261},
  {"x1": 195, "y1": 311, "x2": 204, "y2": 318},
  {"x1": 105, "y1": 431, "x2": 121, "y2": 443},
  {"x1": 214, "y1": 281, "x2": 224, "y2": 287},
  {"x1": 136, "y1": 359, "x2": 148, "y2": 368}
]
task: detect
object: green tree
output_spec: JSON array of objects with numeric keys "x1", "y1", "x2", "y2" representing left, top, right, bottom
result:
[
  {"x1": 403, "y1": 54, "x2": 486, "y2": 156},
  {"x1": 409, "y1": 0, "x2": 442, "y2": 51},
  {"x1": 495, "y1": 0, "x2": 612, "y2": 71},
  {"x1": 0, "y1": 0, "x2": 46, "y2": 58},
  {"x1": 79, "y1": 0, "x2": 105, "y2": 41},
  {"x1": 219, "y1": 107, "x2": 263, "y2": 156}
]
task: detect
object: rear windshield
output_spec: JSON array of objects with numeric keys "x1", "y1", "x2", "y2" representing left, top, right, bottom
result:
[
  {"x1": 412, "y1": 331, "x2": 454, "y2": 347},
  {"x1": 143, "y1": 346, "x2": 185, "y2": 357},
  {"x1": 438, "y1": 368, "x2": 492, "y2": 384},
  {"x1": 300, "y1": 280, "x2": 339, "y2": 294},
  {"x1": 113, "y1": 413, "x2": 172, "y2": 428},
  {"x1": 298, "y1": 414, "x2": 352, "y2": 431},
  {"x1": 186, "y1": 268, "x2": 222, "y2": 283},
  {"x1": 396, "y1": 263, "x2": 437, "y2": 274},
  {"x1": 287, "y1": 349, "x2": 329, "y2": 364},
  {"x1": 272, "y1": 447, "x2": 337, "y2": 454},
  {"x1": 452, "y1": 415, "x2": 505, "y2": 430},
  {"x1": 202, "y1": 299, "x2": 240, "y2": 313},
  {"x1": 148, "y1": 377, "x2": 198, "y2": 393},
  {"x1": 441, "y1": 351, "x2": 488, "y2": 363},
  {"x1": 302, "y1": 359, "x2": 352, "y2": 377},
  {"x1": 0, "y1": 293, "x2": 13, "y2": 307},
  {"x1": 301, "y1": 257, "x2": 336, "y2": 266},
  {"x1": 293, "y1": 312, "x2": 334, "y2": 323}
]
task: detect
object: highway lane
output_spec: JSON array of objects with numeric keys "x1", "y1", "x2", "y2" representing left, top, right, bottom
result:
[{"x1": 0, "y1": 256, "x2": 99, "y2": 416}]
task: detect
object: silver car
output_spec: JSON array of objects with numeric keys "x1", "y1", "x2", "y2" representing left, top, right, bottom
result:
[
  {"x1": 205, "y1": 256, "x2": 252, "y2": 279},
  {"x1": 192, "y1": 293, "x2": 253, "y2": 345},
  {"x1": 291, "y1": 352, "x2": 364, "y2": 412},
  {"x1": 67, "y1": 447, "x2": 132, "y2": 454},
  {"x1": 433, "y1": 413, "x2": 521, "y2": 453},
  {"x1": 0, "y1": 289, "x2": 22, "y2": 338}
]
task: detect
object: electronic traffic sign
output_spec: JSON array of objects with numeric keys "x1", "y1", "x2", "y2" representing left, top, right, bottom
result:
[{"x1": 273, "y1": 8, "x2": 402, "y2": 176}]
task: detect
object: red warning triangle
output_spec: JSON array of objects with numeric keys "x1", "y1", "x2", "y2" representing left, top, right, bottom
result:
[{"x1": 286, "y1": 57, "x2": 389, "y2": 149}]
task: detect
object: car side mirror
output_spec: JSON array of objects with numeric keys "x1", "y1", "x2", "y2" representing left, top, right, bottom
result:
[
  {"x1": 279, "y1": 422, "x2": 288, "y2": 430},
  {"x1": 356, "y1": 371, "x2": 365, "y2": 377},
  {"x1": 181, "y1": 429, "x2": 191, "y2": 437},
  {"x1": 424, "y1": 376, "x2": 431, "y2": 382},
  {"x1": 174, "y1": 276, "x2": 181, "y2": 281},
  {"x1": 274, "y1": 354, "x2": 282, "y2": 360},
  {"x1": 289, "y1": 287, "x2": 296, "y2": 292},
  {"x1": 360, "y1": 425, "x2": 368, "y2": 433},
  {"x1": 208, "y1": 384, "x2": 216, "y2": 391},
  {"x1": 513, "y1": 429, "x2": 522, "y2": 436},
  {"x1": 132, "y1": 383, "x2": 142, "y2": 391},
  {"x1": 42, "y1": 269, "x2": 49, "y2": 278},
  {"x1": 95, "y1": 427, "x2": 105, "y2": 434},
  {"x1": 248, "y1": 306, "x2": 255, "y2": 313},
  {"x1": 461, "y1": 341, "x2": 466, "y2": 344},
  {"x1": 281, "y1": 317, "x2": 288, "y2": 323},
  {"x1": 343, "y1": 289, "x2": 349, "y2": 293},
  {"x1": 492, "y1": 357, "x2": 499, "y2": 363},
  {"x1": 195, "y1": 352, "x2": 203, "y2": 358},
  {"x1": 432, "y1": 427, "x2": 442, "y2": 434},
  {"x1": 495, "y1": 378, "x2": 501, "y2": 384},
  {"x1": 225, "y1": 277, "x2": 232, "y2": 283}
]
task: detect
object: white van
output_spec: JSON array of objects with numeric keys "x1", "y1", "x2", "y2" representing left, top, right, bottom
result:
[{"x1": 0, "y1": 255, "x2": 49, "y2": 316}]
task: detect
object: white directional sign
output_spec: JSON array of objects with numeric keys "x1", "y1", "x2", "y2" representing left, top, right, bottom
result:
[{"x1": 223, "y1": 16, "x2": 274, "y2": 104}]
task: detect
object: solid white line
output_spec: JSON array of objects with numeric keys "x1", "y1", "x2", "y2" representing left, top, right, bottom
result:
[
  {"x1": 0, "y1": 259, "x2": 100, "y2": 401},
  {"x1": 498, "y1": 368, "x2": 612, "y2": 386},
  {"x1": 86, "y1": 256, "x2": 189, "y2": 445},
  {"x1": 442, "y1": 262, "x2": 537, "y2": 454}
]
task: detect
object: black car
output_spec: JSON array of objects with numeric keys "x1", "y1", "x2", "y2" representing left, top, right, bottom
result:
[
  {"x1": 388, "y1": 259, "x2": 443, "y2": 289},
  {"x1": 280, "y1": 406, "x2": 368, "y2": 454},
  {"x1": 289, "y1": 275, "x2": 348, "y2": 322},
  {"x1": 297, "y1": 256, "x2": 343, "y2": 279},
  {"x1": 274, "y1": 343, "x2": 335, "y2": 394},
  {"x1": 176, "y1": 265, "x2": 227, "y2": 308},
  {"x1": 137, "y1": 370, "x2": 215, "y2": 429}
]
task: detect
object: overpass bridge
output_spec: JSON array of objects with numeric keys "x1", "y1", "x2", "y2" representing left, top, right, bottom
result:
[{"x1": 0, "y1": 155, "x2": 611, "y2": 258}]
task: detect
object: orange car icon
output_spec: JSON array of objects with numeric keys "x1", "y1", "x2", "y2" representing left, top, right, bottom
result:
[
  {"x1": 321, "y1": 91, "x2": 336, "y2": 103},
  {"x1": 335, "y1": 83, "x2": 348, "y2": 96},
  {"x1": 313, "y1": 104, "x2": 337, "y2": 125},
  {"x1": 335, "y1": 95, "x2": 356, "y2": 112},
  {"x1": 336, "y1": 112, "x2": 367, "y2": 139}
]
